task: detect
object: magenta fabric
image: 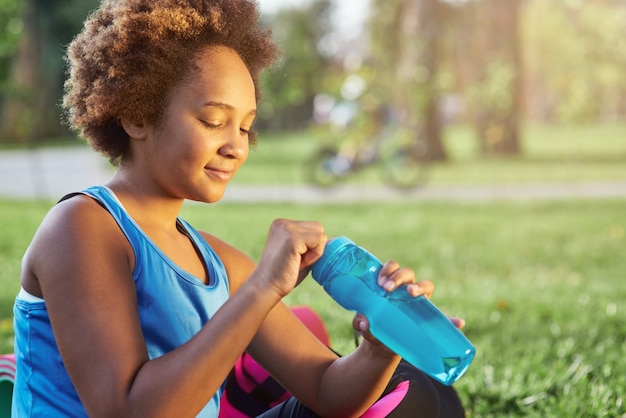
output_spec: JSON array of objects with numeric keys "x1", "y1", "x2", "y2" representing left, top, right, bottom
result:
[
  {"x1": 219, "y1": 306, "x2": 411, "y2": 418},
  {"x1": 360, "y1": 380, "x2": 410, "y2": 418}
]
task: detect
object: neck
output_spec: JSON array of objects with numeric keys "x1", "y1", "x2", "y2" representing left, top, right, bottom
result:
[{"x1": 106, "y1": 170, "x2": 185, "y2": 232}]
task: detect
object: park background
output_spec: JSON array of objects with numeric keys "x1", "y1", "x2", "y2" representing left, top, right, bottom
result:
[{"x1": 0, "y1": 0, "x2": 625, "y2": 416}]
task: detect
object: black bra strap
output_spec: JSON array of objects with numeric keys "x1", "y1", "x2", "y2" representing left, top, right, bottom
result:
[
  {"x1": 57, "y1": 192, "x2": 83, "y2": 204},
  {"x1": 57, "y1": 191, "x2": 107, "y2": 210}
]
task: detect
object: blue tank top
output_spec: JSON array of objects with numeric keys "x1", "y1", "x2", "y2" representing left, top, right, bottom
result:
[{"x1": 12, "y1": 185, "x2": 231, "y2": 417}]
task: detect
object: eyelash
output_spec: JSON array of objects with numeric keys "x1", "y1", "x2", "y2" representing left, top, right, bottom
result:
[
  {"x1": 200, "y1": 120, "x2": 221, "y2": 129},
  {"x1": 200, "y1": 120, "x2": 249, "y2": 136}
]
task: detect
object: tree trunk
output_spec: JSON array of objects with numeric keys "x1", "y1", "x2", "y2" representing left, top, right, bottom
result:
[
  {"x1": 0, "y1": 0, "x2": 99, "y2": 144},
  {"x1": 397, "y1": 0, "x2": 447, "y2": 161},
  {"x1": 468, "y1": 0, "x2": 523, "y2": 156},
  {"x1": 0, "y1": 0, "x2": 40, "y2": 143}
]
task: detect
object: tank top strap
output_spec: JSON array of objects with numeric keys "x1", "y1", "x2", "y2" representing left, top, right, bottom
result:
[
  {"x1": 177, "y1": 218, "x2": 228, "y2": 289},
  {"x1": 77, "y1": 186, "x2": 128, "y2": 220},
  {"x1": 72, "y1": 185, "x2": 146, "y2": 273},
  {"x1": 72, "y1": 186, "x2": 228, "y2": 289}
]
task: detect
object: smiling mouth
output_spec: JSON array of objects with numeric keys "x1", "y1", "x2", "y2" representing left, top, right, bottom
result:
[{"x1": 205, "y1": 166, "x2": 235, "y2": 182}]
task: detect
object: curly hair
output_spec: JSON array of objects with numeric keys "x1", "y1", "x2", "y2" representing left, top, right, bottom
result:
[{"x1": 62, "y1": 0, "x2": 279, "y2": 165}]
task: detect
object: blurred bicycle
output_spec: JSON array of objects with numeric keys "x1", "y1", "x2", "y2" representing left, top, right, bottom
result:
[{"x1": 305, "y1": 104, "x2": 430, "y2": 189}]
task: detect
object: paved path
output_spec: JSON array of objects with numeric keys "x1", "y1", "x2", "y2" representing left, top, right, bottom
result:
[{"x1": 2, "y1": 146, "x2": 626, "y2": 202}]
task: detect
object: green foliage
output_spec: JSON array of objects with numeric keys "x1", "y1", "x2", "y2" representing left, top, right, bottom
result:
[
  {"x1": 32, "y1": 0, "x2": 100, "y2": 101},
  {"x1": 257, "y1": 0, "x2": 333, "y2": 130},
  {"x1": 0, "y1": 0, "x2": 21, "y2": 81},
  {"x1": 523, "y1": 0, "x2": 626, "y2": 122},
  {"x1": 366, "y1": 0, "x2": 626, "y2": 125},
  {"x1": 366, "y1": 0, "x2": 404, "y2": 99},
  {"x1": 466, "y1": 62, "x2": 515, "y2": 117},
  {"x1": 0, "y1": 0, "x2": 100, "y2": 143}
]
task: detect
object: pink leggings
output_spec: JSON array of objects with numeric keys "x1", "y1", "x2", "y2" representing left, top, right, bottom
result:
[
  {"x1": 221, "y1": 358, "x2": 464, "y2": 418},
  {"x1": 219, "y1": 307, "x2": 465, "y2": 418}
]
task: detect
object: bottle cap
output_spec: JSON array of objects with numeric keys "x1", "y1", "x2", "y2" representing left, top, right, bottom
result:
[{"x1": 311, "y1": 236, "x2": 353, "y2": 282}]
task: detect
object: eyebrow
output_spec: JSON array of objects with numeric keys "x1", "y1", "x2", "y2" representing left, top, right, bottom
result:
[{"x1": 202, "y1": 101, "x2": 257, "y2": 116}]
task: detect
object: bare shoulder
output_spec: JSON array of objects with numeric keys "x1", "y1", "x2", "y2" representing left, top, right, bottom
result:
[
  {"x1": 23, "y1": 194, "x2": 133, "y2": 297},
  {"x1": 39, "y1": 194, "x2": 112, "y2": 232},
  {"x1": 198, "y1": 232, "x2": 255, "y2": 293},
  {"x1": 29, "y1": 193, "x2": 127, "y2": 258}
]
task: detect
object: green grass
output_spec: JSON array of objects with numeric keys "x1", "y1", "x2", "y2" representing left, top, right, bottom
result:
[
  {"x1": 2, "y1": 198, "x2": 624, "y2": 417},
  {"x1": 0, "y1": 200, "x2": 51, "y2": 349}
]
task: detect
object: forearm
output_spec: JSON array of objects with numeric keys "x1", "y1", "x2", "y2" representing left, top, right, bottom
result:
[
  {"x1": 122, "y1": 278, "x2": 282, "y2": 418},
  {"x1": 315, "y1": 342, "x2": 401, "y2": 418}
]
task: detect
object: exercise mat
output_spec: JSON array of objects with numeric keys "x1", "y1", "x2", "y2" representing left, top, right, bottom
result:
[{"x1": 0, "y1": 354, "x2": 16, "y2": 418}]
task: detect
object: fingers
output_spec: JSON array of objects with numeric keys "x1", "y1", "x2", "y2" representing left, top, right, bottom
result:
[
  {"x1": 298, "y1": 230, "x2": 328, "y2": 269},
  {"x1": 353, "y1": 313, "x2": 369, "y2": 334},
  {"x1": 407, "y1": 280, "x2": 434, "y2": 298},
  {"x1": 378, "y1": 260, "x2": 434, "y2": 298},
  {"x1": 352, "y1": 314, "x2": 400, "y2": 358},
  {"x1": 265, "y1": 218, "x2": 327, "y2": 266},
  {"x1": 256, "y1": 219, "x2": 327, "y2": 296},
  {"x1": 352, "y1": 314, "x2": 381, "y2": 347},
  {"x1": 449, "y1": 317, "x2": 466, "y2": 329},
  {"x1": 282, "y1": 219, "x2": 327, "y2": 261}
]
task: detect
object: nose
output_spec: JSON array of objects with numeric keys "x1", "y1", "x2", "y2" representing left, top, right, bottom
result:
[{"x1": 218, "y1": 128, "x2": 249, "y2": 160}]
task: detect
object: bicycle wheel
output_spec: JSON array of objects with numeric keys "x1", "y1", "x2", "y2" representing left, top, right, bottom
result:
[
  {"x1": 382, "y1": 145, "x2": 428, "y2": 190},
  {"x1": 304, "y1": 147, "x2": 348, "y2": 187}
]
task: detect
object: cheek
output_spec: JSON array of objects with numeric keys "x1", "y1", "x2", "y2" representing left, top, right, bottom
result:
[
  {"x1": 180, "y1": 128, "x2": 212, "y2": 158},
  {"x1": 239, "y1": 142, "x2": 251, "y2": 165}
]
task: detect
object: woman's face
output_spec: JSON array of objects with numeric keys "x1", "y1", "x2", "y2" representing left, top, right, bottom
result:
[{"x1": 141, "y1": 45, "x2": 257, "y2": 203}]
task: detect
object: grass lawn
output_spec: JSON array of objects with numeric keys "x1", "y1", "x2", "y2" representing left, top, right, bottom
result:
[
  {"x1": 1, "y1": 197, "x2": 624, "y2": 417},
  {"x1": 0, "y1": 122, "x2": 625, "y2": 416}
]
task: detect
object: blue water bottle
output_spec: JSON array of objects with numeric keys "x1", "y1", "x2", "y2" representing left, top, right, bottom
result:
[{"x1": 311, "y1": 236, "x2": 475, "y2": 386}]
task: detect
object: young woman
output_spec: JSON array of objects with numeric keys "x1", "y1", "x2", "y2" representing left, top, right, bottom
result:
[{"x1": 12, "y1": 1, "x2": 465, "y2": 416}]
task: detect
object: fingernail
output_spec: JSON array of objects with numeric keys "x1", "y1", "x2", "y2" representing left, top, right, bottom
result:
[
  {"x1": 452, "y1": 318, "x2": 466, "y2": 328},
  {"x1": 408, "y1": 283, "x2": 421, "y2": 295},
  {"x1": 358, "y1": 320, "x2": 367, "y2": 331},
  {"x1": 384, "y1": 281, "x2": 395, "y2": 291}
]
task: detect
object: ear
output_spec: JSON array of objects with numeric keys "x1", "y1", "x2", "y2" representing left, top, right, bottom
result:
[{"x1": 120, "y1": 119, "x2": 148, "y2": 140}]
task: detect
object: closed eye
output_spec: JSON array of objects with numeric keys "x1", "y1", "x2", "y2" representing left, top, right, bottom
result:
[{"x1": 199, "y1": 120, "x2": 222, "y2": 129}]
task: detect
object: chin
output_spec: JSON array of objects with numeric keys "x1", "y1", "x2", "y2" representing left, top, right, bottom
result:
[
  {"x1": 184, "y1": 181, "x2": 229, "y2": 204},
  {"x1": 194, "y1": 188, "x2": 227, "y2": 204}
]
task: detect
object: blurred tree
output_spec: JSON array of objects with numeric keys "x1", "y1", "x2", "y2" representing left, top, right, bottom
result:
[
  {"x1": 1, "y1": 0, "x2": 40, "y2": 143},
  {"x1": 0, "y1": 0, "x2": 24, "y2": 142},
  {"x1": 0, "y1": 0, "x2": 99, "y2": 144},
  {"x1": 368, "y1": 0, "x2": 448, "y2": 161},
  {"x1": 257, "y1": 0, "x2": 333, "y2": 131},
  {"x1": 0, "y1": 0, "x2": 21, "y2": 82},
  {"x1": 523, "y1": 0, "x2": 626, "y2": 123},
  {"x1": 2, "y1": 0, "x2": 621, "y2": 146},
  {"x1": 461, "y1": 0, "x2": 523, "y2": 155}
]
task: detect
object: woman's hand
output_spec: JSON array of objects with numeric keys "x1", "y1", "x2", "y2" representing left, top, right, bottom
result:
[
  {"x1": 253, "y1": 218, "x2": 327, "y2": 298},
  {"x1": 353, "y1": 261, "x2": 465, "y2": 348},
  {"x1": 377, "y1": 260, "x2": 433, "y2": 297}
]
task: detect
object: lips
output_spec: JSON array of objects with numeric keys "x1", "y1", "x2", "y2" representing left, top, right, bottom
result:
[{"x1": 204, "y1": 166, "x2": 235, "y2": 182}]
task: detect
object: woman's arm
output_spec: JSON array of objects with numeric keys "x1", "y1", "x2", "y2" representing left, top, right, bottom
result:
[
  {"x1": 246, "y1": 303, "x2": 400, "y2": 418},
  {"x1": 240, "y1": 259, "x2": 429, "y2": 418},
  {"x1": 28, "y1": 198, "x2": 325, "y2": 418}
]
